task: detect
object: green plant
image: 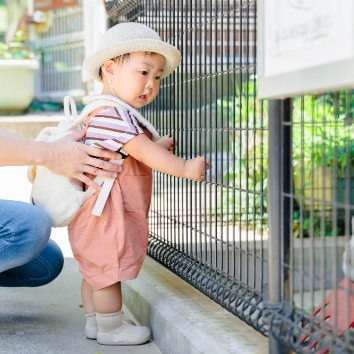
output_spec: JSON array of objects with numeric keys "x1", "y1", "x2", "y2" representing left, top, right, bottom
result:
[
  {"x1": 292, "y1": 92, "x2": 354, "y2": 236},
  {"x1": 0, "y1": 30, "x2": 35, "y2": 60},
  {"x1": 292, "y1": 93, "x2": 354, "y2": 179},
  {"x1": 323, "y1": 140, "x2": 354, "y2": 178},
  {"x1": 217, "y1": 84, "x2": 354, "y2": 235},
  {"x1": 216, "y1": 79, "x2": 269, "y2": 228},
  {"x1": 292, "y1": 211, "x2": 340, "y2": 238}
]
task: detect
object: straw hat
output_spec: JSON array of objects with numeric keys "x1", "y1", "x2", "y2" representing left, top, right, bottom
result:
[{"x1": 83, "y1": 22, "x2": 182, "y2": 81}]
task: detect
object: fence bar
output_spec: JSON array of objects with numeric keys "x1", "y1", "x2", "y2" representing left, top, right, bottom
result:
[{"x1": 267, "y1": 99, "x2": 292, "y2": 354}]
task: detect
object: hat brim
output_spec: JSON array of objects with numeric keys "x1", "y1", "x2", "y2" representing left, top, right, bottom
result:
[{"x1": 83, "y1": 38, "x2": 181, "y2": 82}]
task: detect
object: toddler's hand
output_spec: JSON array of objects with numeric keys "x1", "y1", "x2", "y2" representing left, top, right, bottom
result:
[
  {"x1": 185, "y1": 156, "x2": 210, "y2": 181},
  {"x1": 157, "y1": 135, "x2": 177, "y2": 152}
]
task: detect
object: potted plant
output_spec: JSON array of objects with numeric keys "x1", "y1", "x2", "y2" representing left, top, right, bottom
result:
[{"x1": 0, "y1": 30, "x2": 39, "y2": 113}]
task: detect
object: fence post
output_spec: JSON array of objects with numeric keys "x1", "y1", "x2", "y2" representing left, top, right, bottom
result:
[{"x1": 267, "y1": 99, "x2": 292, "y2": 354}]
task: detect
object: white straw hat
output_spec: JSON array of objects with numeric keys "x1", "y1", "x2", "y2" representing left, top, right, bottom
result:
[{"x1": 83, "y1": 22, "x2": 182, "y2": 81}]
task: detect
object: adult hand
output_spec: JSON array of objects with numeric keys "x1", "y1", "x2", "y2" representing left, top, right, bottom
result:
[{"x1": 45, "y1": 130, "x2": 122, "y2": 190}]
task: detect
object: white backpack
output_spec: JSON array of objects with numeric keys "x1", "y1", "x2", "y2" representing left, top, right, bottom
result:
[{"x1": 27, "y1": 94, "x2": 159, "y2": 227}]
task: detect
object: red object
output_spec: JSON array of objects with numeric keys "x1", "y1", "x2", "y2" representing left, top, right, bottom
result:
[{"x1": 300, "y1": 278, "x2": 354, "y2": 353}]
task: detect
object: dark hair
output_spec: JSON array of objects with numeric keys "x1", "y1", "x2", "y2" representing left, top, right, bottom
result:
[
  {"x1": 98, "y1": 53, "x2": 130, "y2": 80},
  {"x1": 98, "y1": 52, "x2": 156, "y2": 80}
]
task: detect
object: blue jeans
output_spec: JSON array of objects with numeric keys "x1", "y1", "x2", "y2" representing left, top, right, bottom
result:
[{"x1": 0, "y1": 200, "x2": 64, "y2": 287}]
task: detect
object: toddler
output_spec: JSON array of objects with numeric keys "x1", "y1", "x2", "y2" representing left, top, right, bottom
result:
[{"x1": 68, "y1": 22, "x2": 210, "y2": 346}]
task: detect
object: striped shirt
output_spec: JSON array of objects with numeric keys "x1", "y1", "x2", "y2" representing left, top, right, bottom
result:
[{"x1": 85, "y1": 106, "x2": 145, "y2": 153}]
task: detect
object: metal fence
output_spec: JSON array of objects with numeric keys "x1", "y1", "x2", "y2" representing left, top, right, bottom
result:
[
  {"x1": 33, "y1": 0, "x2": 85, "y2": 102},
  {"x1": 38, "y1": 0, "x2": 354, "y2": 352},
  {"x1": 266, "y1": 94, "x2": 354, "y2": 353},
  {"x1": 111, "y1": 1, "x2": 353, "y2": 353}
]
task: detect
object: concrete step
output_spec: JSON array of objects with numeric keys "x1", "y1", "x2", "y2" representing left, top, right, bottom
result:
[
  {"x1": 123, "y1": 257, "x2": 268, "y2": 354},
  {"x1": 0, "y1": 112, "x2": 62, "y2": 140}
]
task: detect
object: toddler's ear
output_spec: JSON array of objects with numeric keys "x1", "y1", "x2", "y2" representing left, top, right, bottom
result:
[{"x1": 101, "y1": 60, "x2": 116, "y2": 78}]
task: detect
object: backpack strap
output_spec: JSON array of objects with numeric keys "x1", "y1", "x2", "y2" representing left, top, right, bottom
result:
[
  {"x1": 89, "y1": 159, "x2": 123, "y2": 216},
  {"x1": 63, "y1": 96, "x2": 77, "y2": 120},
  {"x1": 84, "y1": 106, "x2": 118, "y2": 218}
]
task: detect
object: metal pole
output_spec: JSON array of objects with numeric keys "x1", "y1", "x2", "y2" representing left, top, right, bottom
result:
[{"x1": 267, "y1": 99, "x2": 292, "y2": 354}]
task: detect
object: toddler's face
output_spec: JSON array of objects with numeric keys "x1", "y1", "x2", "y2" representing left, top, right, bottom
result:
[{"x1": 108, "y1": 52, "x2": 165, "y2": 109}]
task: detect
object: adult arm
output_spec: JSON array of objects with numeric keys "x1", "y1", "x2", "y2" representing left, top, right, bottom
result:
[{"x1": 0, "y1": 129, "x2": 122, "y2": 189}]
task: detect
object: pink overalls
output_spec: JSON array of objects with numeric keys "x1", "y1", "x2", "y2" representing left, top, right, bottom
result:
[{"x1": 68, "y1": 154, "x2": 152, "y2": 291}]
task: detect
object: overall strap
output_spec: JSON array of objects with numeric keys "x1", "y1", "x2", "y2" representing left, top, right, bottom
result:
[
  {"x1": 83, "y1": 105, "x2": 120, "y2": 217},
  {"x1": 85, "y1": 106, "x2": 109, "y2": 132}
]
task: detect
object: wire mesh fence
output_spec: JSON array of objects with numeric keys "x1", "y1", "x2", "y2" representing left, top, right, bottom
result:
[
  {"x1": 33, "y1": 0, "x2": 85, "y2": 102},
  {"x1": 266, "y1": 95, "x2": 354, "y2": 353}
]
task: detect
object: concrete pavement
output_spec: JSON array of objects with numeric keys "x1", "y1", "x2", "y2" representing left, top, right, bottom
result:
[
  {"x1": 0, "y1": 166, "x2": 161, "y2": 353},
  {"x1": 0, "y1": 258, "x2": 161, "y2": 354}
]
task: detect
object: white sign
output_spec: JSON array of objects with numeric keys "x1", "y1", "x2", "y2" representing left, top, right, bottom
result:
[{"x1": 258, "y1": 0, "x2": 354, "y2": 98}]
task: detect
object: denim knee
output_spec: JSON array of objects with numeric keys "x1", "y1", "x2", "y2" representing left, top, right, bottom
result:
[
  {"x1": 0, "y1": 201, "x2": 52, "y2": 272},
  {"x1": 24, "y1": 239, "x2": 64, "y2": 287},
  {"x1": 0, "y1": 200, "x2": 63, "y2": 287},
  {"x1": 0, "y1": 239, "x2": 64, "y2": 287}
]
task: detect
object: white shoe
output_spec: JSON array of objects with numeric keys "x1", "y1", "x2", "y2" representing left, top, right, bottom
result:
[
  {"x1": 85, "y1": 312, "x2": 98, "y2": 340},
  {"x1": 85, "y1": 323, "x2": 98, "y2": 340},
  {"x1": 97, "y1": 321, "x2": 151, "y2": 346}
]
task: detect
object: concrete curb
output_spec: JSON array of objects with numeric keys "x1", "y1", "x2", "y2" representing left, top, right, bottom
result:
[{"x1": 123, "y1": 257, "x2": 268, "y2": 354}]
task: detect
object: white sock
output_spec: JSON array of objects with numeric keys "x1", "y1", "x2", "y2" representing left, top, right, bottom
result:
[
  {"x1": 96, "y1": 311, "x2": 122, "y2": 333},
  {"x1": 95, "y1": 311, "x2": 151, "y2": 346}
]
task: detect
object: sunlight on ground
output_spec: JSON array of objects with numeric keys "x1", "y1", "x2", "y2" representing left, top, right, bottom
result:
[{"x1": 0, "y1": 166, "x2": 73, "y2": 257}]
